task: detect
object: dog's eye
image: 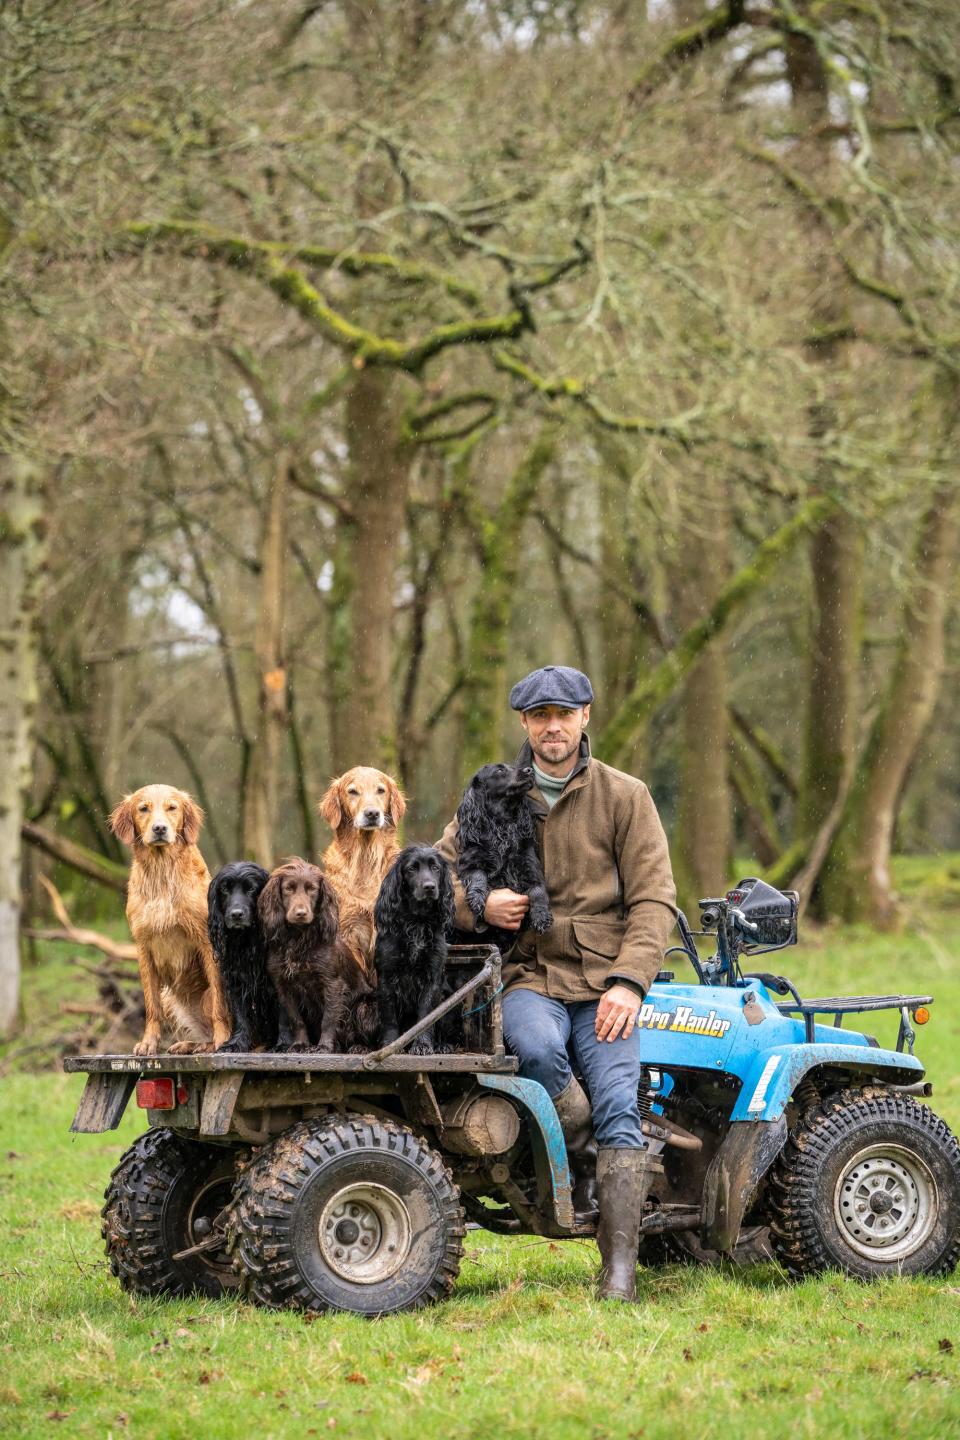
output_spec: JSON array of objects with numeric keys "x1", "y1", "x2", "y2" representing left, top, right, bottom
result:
[
  {"x1": 377, "y1": 786, "x2": 386, "y2": 794},
  {"x1": 347, "y1": 787, "x2": 359, "y2": 796},
  {"x1": 138, "y1": 804, "x2": 149, "y2": 813}
]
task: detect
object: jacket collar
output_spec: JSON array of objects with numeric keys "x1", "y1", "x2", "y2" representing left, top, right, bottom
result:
[{"x1": 516, "y1": 732, "x2": 592, "y2": 813}]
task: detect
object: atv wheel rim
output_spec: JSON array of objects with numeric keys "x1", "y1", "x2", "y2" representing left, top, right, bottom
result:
[
  {"x1": 318, "y1": 1183, "x2": 412, "y2": 1284},
  {"x1": 834, "y1": 1145, "x2": 938, "y2": 1262},
  {"x1": 185, "y1": 1176, "x2": 234, "y2": 1276}
]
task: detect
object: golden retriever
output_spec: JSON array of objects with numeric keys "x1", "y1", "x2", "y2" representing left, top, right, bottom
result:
[
  {"x1": 318, "y1": 767, "x2": 405, "y2": 976},
  {"x1": 109, "y1": 784, "x2": 231, "y2": 1055}
]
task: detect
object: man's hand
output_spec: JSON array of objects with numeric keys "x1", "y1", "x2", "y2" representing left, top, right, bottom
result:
[
  {"x1": 595, "y1": 983, "x2": 642, "y2": 1042},
  {"x1": 483, "y1": 889, "x2": 530, "y2": 930}
]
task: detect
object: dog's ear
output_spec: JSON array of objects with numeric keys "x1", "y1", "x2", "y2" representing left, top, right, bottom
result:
[
  {"x1": 109, "y1": 795, "x2": 136, "y2": 846},
  {"x1": 318, "y1": 778, "x2": 343, "y2": 831},
  {"x1": 455, "y1": 783, "x2": 485, "y2": 849},
  {"x1": 374, "y1": 855, "x2": 403, "y2": 930},
  {"x1": 258, "y1": 870, "x2": 286, "y2": 943},
  {"x1": 386, "y1": 777, "x2": 406, "y2": 828},
  {"x1": 207, "y1": 876, "x2": 227, "y2": 955},
  {"x1": 178, "y1": 792, "x2": 204, "y2": 845},
  {"x1": 438, "y1": 856, "x2": 456, "y2": 936},
  {"x1": 313, "y1": 876, "x2": 340, "y2": 944}
]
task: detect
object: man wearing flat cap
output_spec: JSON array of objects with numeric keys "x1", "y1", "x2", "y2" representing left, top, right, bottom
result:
[{"x1": 436, "y1": 664, "x2": 677, "y2": 1302}]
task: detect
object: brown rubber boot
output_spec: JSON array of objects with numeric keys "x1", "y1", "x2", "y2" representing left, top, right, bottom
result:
[
  {"x1": 596, "y1": 1147, "x2": 662, "y2": 1301},
  {"x1": 553, "y1": 1076, "x2": 598, "y2": 1220}
]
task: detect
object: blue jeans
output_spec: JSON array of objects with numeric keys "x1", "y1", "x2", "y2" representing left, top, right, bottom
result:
[{"x1": 501, "y1": 989, "x2": 645, "y2": 1148}]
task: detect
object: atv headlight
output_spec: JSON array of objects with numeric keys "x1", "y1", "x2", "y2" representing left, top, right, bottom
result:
[{"x1": 726, "y1": 878, "x2": 799, "y2": 949}]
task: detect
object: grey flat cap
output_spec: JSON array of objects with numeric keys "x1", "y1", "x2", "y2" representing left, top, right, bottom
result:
[{"x1": 509, "y1": 665, "x2": 594, "y2": 712}]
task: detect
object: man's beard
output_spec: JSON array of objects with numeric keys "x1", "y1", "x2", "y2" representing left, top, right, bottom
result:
[{"x1": 531, "y1": 733, "x2": 581, "y2": 767}]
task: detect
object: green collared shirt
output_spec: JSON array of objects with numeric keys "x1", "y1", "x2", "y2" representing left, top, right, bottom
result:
[{"x1": 531, "y1": 760, "x2": 576, "y2": 810}]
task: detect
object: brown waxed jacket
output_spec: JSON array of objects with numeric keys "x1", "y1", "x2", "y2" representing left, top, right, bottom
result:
[{"x1": 434, "y1": 736, "x2": 678, "y2": 1002}]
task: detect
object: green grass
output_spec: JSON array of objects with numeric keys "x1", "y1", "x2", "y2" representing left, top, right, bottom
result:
[{"x1": 1, "y1": 861, "x2": 960, "y2": 1438}]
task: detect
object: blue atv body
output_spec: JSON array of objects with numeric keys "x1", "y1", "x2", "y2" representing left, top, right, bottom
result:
[
  {"x1": 481, "y1": 972, "x2": 931, "y2": 1255},
  {"x1": 470, "y1": 880, "x2": 957, "y2": 1279}
]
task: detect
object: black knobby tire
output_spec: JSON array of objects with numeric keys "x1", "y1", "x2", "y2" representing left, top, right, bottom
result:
[
  {"x1": 229, "y1": 1114, "x2": 465, "y2": 1316},
  {"x1": 768, "y1": 1086, "x2": 960, "y2": 1280},
  {"x1": 102, "y1": 1128, "x2": 242, "y2": 1298}
]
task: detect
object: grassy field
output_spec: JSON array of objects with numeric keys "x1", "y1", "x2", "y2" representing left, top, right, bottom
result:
[{"x1": 2, "y1": 860, "x2": 960, "y2": 1439}]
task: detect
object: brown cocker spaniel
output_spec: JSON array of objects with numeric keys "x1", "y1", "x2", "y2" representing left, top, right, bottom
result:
[{"x1": 259, "y1": 858, "x2": 374, "y2": 1053}]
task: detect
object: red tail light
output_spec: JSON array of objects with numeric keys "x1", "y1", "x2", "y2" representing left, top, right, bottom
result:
[{"x1": 136, "y1": 1077, "x2": 176, "y2": 1110}]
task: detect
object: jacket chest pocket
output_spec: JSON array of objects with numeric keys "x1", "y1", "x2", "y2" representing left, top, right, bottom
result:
[{"x1": 572, "y1": 917, "x2": 626, "y2": 989}]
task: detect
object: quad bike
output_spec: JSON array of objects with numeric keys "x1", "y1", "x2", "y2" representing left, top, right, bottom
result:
[{"x1": 67, "y1": 882, "x2": 960, "y2": 1314}]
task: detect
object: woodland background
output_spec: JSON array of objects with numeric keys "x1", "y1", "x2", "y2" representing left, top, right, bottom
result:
[{"x1": 2, "y1": 0, "x2": 959, "y2": 1037}]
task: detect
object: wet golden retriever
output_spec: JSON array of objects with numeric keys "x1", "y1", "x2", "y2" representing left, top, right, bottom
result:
[
  {"x1": 318, "y1": 766, "x2": 405, "y2": 976},
  {"x1": 109, "y1": 784, "x2": 231, "y2": 1055}
]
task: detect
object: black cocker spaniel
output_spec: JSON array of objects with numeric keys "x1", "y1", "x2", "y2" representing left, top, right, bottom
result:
[
  {"x1": 374, "y1": 845, "x2": 456, "y2": 1055},
  {"x1": 456, "y1": 761, "x2": 553, "y2": 951},
  {"x1": 208, "y1": 861, "x2": 278, "y2": 1052}
]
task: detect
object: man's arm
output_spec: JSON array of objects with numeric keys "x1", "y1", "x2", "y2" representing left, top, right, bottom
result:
[
  {"x1": 607, "y1": 781, "x2": 678, "y2": 998},
  {"x1": 434, "y1": 814, "x2": 484, "y2": 932}
]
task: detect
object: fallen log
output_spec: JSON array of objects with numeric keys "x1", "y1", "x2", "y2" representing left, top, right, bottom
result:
[
  {"x1": 21, "y1": 821, "x2": 128, "y2": 895},
  {"x1": 26, "y1": 877, "x2": 137, "y2": 961}
]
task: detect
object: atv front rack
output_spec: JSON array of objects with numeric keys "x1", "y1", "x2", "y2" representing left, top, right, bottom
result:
[{"x1": 771, "y1": 992, "x2": 933, "y2": 1052}]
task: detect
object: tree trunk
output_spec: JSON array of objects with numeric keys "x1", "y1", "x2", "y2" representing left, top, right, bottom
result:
[
  {"x1": 243, "y1": 450, "x2": 290, "y2": 866},
  {"x1": 328, "y1": 370, "x2": 414, "y2": 773},
  {"x1": 786, "y1": 8, "x2": 865, "y2": 875},
  {"x1": 819, "y1": 464, "x2": 959, "y2": 924},
  {"x1": 460, "y1": 430, "x2": 556, "y2": 775},
  {"x1": 798, "y1": 507, "x2": 863, "y2": 839},
  {"x1": 0, "y1": 457, "x2": 47, "y2": 1037},
  {"x1": 671, "y1": 469, "x2": 731, "y2": 910}
]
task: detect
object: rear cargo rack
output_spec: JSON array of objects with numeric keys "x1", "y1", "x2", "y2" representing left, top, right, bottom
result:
[
  {"x1": 63, "y1": 943, "x2": 518, "y2": 1078},
  {"x1": 772, "y1": 993, "x2": 933, "y2": 1052}
]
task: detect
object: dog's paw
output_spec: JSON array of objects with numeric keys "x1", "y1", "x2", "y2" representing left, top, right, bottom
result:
[
  {"x1": 409, "y1": 1036, "x2": 435, "y2": 1057},
  {"x1": 312, "y1": 1040, "x2": 336, "y2": 1055},
  {"x1": 216, "y1": 1035, "x2": 248, "y2": 1054},
  {"x1": 463, "y1": 890, "x2": 487, "y2": 919},
  {"x1": 132, "y1": 1036, "x2": 159, "y2": 1057},
  {"x1": 530, "y1": 905, "x2": 553, "y2": 933},
  {"x1": 168, "y1": 1040, "x2": 202, "y2": 1055}
]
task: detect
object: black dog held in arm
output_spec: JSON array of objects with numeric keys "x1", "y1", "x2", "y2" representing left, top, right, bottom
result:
[
  {"x1": 456, "y1": 762, "x2": 552, "y2": 951},
  {"x1": 374, "y1": 845, "x2": 456, "y2": 1054},
  {"x1": 208, "y1": 861, "x2": 278, "y2": 1052}
]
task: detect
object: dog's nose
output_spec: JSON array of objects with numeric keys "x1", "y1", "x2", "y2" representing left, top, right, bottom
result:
[
  {"x1": 229, "y1": 908, "x2": 244, "y2": 922},
  {"x1": 421, "y1": 882, "x2": 438, "y2": 897},
  {"x1": 363, "y1": 808, "x2": 380, "y2": 823},
  {"x1": 293, "y1": 907, "x2": 308, "y2": 921},
  {"x1": 152, "y1": 822, "x2": 167, "y2": 836}
]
